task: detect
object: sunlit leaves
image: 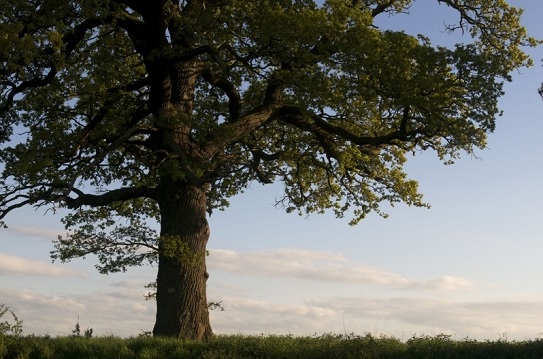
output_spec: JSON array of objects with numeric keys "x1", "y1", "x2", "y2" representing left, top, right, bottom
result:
[
  {"x1": 52, "y1": 197, "x2": 159, "y2": 273},
  {"x1": 0, "y1": 0, "x2": 537, "y2": 261},
  {"x1": 438, "y1": 0, "x2": 538, "y2": 76}
]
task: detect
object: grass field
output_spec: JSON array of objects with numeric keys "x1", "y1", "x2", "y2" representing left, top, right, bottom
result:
[
  {"x1": 2, "y1": 306, "x2": 543, "y2": 358},
  {"x1": 2, "y1": 333, "x2": 543, "y2": 358}
]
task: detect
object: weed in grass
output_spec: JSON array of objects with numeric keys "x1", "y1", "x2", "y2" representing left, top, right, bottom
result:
[
  {"x1": 72, "y1": 317, "x2": 93, "y2": 339},
  {"x1": 0, "y1": 304, "x2": 23, "y2": 337}
]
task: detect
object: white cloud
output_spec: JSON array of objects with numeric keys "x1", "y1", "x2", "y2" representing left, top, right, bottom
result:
[
  {"x1": 2, "y1": 273, "x2": 543, "y2": 340},
  {"x1": 0, "y1": 253, "x2": 85, "y2": 278},
  {"x1": 0, "y1": 247, "x2": 535, "y2": 341},
  {"x1": 211, "y1": 293, "x2": 543, "y2": 340},
  {"x1": 307, "y1": 296, "x2": 543, "y2": 340},
  {"x1": 0, "y1": 285, "x2": 155, "y2": 337},
  {"x1": 208, "y1": 248, "x2": 473, "y2": 291},
  {"x1": 4, "y1": 226, "x2": 63, "y2": 240},
  {"x1": 210, "y1": 296, "x2": 340, "y2": 335}
]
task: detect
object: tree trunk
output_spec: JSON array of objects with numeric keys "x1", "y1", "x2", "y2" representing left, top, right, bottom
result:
[{"x1": 153, "y1": 181, "x2": 213, "y2": 340}]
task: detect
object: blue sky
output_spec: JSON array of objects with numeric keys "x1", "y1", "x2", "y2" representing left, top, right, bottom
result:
[{"x1": 2, "y1": 0, "x2": 543, "y2": 340}]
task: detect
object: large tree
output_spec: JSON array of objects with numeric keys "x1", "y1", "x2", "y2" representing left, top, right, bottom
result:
[{"x1": 0, "y1": 0, "x2": 536, "y2": 339}]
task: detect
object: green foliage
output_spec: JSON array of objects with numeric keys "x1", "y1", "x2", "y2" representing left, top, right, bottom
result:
[
  {"x1": 159, "y1": 234, "x2": 207, "y2": 266},
  {"x1": 1, "y1": 0, "x2": 536, "y2": 227},
  {"x1": 72, "y1": 320, "x2": 93, "y2": 339},
  {"x1": 51, "y1": 198, "x2": 159, "y2": 274},
  {"x1": 3, "y1": 333, "x2": 543, "y2": 359}
]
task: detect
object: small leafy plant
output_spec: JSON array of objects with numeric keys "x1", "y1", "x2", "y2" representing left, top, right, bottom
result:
[
  {"x1": 0, "y1": 304, "x2": 23, "y2": 337},
  {"x1": 72, "y1": 318, "x2": 93, "y2": 338}
]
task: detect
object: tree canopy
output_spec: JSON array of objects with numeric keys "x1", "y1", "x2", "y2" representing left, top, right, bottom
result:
[{"x1": 0, "y1": 0, "x2": 537, "y2": 339}]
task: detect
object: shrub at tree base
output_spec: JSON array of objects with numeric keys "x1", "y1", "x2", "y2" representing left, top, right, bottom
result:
[{"x1": 2, "y1": 334, "x2": 543, "y2": 359}]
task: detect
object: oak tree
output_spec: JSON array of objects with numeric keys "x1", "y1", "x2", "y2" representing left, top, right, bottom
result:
[{"x1": 0, "y1": 0, "x2": 536, "y2": 339}]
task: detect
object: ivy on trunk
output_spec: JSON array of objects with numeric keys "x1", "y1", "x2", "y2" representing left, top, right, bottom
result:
[{"x1": 153, "y1": 182, "x2": 212, "y2": 339}]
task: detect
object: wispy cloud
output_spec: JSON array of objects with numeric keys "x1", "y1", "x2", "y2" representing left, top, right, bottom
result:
[
  {"x1": 1, "y1": 248, "x2": 535, "y2": 340},
  {"x1": 0, "y1": 285, "x2": 155, "y2": 337},
  {"x1": 4, "y1": 226, "x2": 63, "y2": 240},
  {"x1": 208, "y1": 292, "x2": 543, "y2": 340},
  {"x1": 3, "y1": 276, "x2": 543, "y2": 340},
  {"x1": 0, "y1": 253, "x2": 85, "y2": 278},
  {"x1": 306, "y1": 296, "x2": 543, "y2": 339},
  {"x1": 210, "y1": 296, "x2": 338, "y2": 335},
  {"x1": 208, "y1": 249, "x2": 473, "y2": 291}
]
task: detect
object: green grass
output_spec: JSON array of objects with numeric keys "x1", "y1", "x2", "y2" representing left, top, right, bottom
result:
[{"x1": 2, "y1": 333, "x2": 543, "y2": 359}]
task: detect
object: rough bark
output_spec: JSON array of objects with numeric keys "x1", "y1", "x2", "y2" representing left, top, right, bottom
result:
[{"x1": 152, "y1": 181, "x2": 213, "y2": 340}]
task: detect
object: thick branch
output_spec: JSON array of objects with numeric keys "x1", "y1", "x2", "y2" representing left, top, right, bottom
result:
[
  {"x1": 112, "y1": 0, "x2": 156, "y2": 19},
  {"x1": 0, "y1": 181, "x2": 71, "y2": 220},
  {"x1": 1, "y1": 65, "x2": 57, "y2": 114},
  {"x1": 116, "y1": 14, "x2": 148, "y2": 51},
  {"x1": 276, "y1": 106, "x2": 420, "y2": 154},
  {"x1": 64, "y1": 17, "x2": 112, "y2": 56},
  {"x1": 202, "y1": 102, "x2": 282, "y2": 158},
  {"x1": 65, "y1": 187, "x2": 155, "y2": 209},
  {"x1": 2, "y1": 16, "x2": 112, "y2": 116},
  {"x1": 201, "y1": 68, "x2": 242, "y2": 121},
  {"x1": 0, "y1": 197, "x2": 39, "y2": 221},
  {"x1": 371, "y1": 1, "x2": 398, "y2": 17}
]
